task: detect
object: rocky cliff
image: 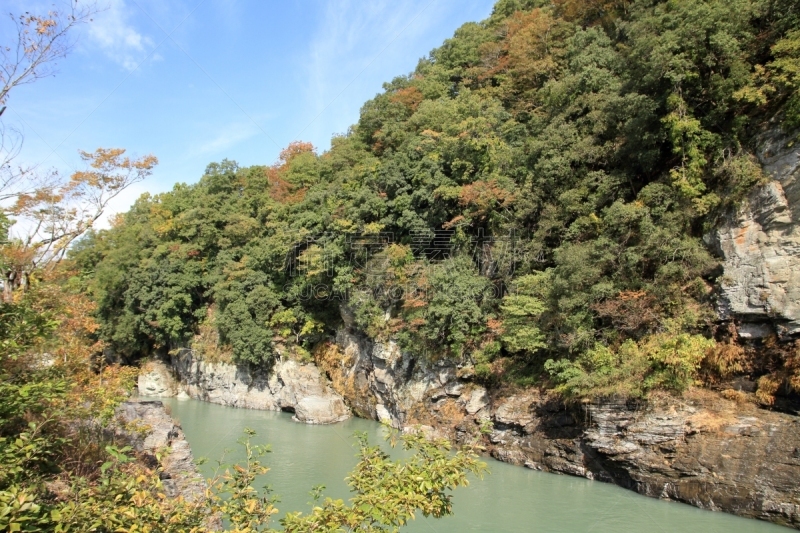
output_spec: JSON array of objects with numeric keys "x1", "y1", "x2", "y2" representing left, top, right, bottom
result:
[
  {"x1": 314, "y1": 326, "x2": 800, "y2": 529},
  {"x1": 709, "y1": 127, "x2": 800, "y2": 339},
  {"x1": 113, "y1": 400, "x2": 207, "y2": 502},
  {"x1": 137, "y1": 350, "x2": 350, "y2": 425},
  {"x1": 137, "y1": 328, "x2": 800, "y2": 528}
]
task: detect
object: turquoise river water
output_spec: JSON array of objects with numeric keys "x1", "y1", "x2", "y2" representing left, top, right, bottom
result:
[{"x1": 157, "y1": 397, "x2": 788, "y2": 532}]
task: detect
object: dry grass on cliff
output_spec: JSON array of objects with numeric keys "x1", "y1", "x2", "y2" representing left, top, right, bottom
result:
[
  {"x1": 313, "y1": 342, "x2": 376, "y2": 417},
  {"x1": 682, "y1": 387, "x2": 754, "y2": 435},
  {"x1": 190, "y1": 307, "x2": 233, "y2": 364}
]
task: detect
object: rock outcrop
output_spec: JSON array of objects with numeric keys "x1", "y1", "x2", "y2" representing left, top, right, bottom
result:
[
  {"x1": 138, "y1": 351, "x2": 350, "y2": 425},
  {"x1": 135, "y1": 320, "x2": 800, "y2": 527},
  {"x1": 113, "y1": 400, "x2": 207, "y2": 502},
  {"x1": 488, "y1": 393, "x2": 800, "y2": 527},
  {"x1": 709, "y1": 127, "x2": 800, "y2": 338},
  {"x1": 137, "y1": 360, "x2": 179, "y2": 397},
  {"x1": 315, "y1": 323, "x2": 800, "y2": 529}
]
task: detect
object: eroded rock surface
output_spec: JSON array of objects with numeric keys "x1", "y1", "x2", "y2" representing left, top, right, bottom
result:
[
  {"x1": 320, "y1": 321, "x2": 800, "y2": 529},
  {"x1": 294, "y1": 395, "x2": 351, "y2": 424},
  {"x1": 113, "y1": 400, "x2": 206, "y2": 502},
  {"x1": 135, "y1": 316, "x2": 800, "y2": 527},
  {"x1": 709, "y1": 127, "x2": 800, "y2": 337},
  {"x1": 488, "y1": 394, "x2": 800, "y2": 527},
  {"x1": 137, "y1": 360, "x2": 178, "y2": 397},
  {"x1": 139, "y1": 352, "x2": 350, "y2": 424}
]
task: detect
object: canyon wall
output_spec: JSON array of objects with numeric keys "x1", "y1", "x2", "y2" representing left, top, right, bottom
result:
[
  {"x1": 319, "y1": 326, "x2": 800, "y2": 528},
  {"x1": 708, "y1": 127, "x2": 800, "y2": 338},
  {"x1": 137, "y1": 350, "x2": 350, "y2": 425},
  {"x1": 138, "y1": 326, "x2": 800, "y2": 528}
]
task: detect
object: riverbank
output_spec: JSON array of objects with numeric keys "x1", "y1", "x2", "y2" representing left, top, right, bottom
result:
[
  {"x1": 159, "y1": 395, "x2": 789, "y2": 533},
  {"x1": 138, "y1": 329, "x2": 800, "y2": 529},
  {"x1": 113, "y1": 400, "x2": 208, "y2": 502}
]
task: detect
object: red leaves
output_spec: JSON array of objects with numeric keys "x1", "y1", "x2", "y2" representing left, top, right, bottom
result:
[
  {"x1": 444, "y1": 179, "x2": 515, "y2": 227},
  {"x1": 278, "y1": 141, "x2": 315, "y2": 164},
  {"x1": 267, "y1": 141, "x2": 316, "y2": 204}
]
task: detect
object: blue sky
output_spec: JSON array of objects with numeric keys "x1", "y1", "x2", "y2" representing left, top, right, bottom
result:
[{"x1": 3, "y1": 0, "x2": 497, "y2": 223}]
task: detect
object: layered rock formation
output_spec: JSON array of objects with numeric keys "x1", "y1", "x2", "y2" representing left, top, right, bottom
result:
[
  {"x1": 489, "y1": 393, "x2": 800, "y2": 527},
  {"x1": 137, "y1": 351, "x2": 350, "y2": 425},
  {"x1": 709, "y1": 127, "x2": 800, "y2": 338},
  {"x1": 135, "y1": 294, "x2": 800, "y2": 531},
  {"x1": 313, "y1": 325, "x2": 800, "y2": 529},
  {"x1": 136, "y1": 327, "x2": 800, "y2": 528},
  {"x1": 113, "y1": 400, "x2": 207, "y2": 502}
]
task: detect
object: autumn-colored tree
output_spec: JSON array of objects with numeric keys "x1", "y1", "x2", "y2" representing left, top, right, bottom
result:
[
  {"x1": 1, "y1": 148, "x2": 157, "y2": 301},
  {"x1": 0, "y1": 2, "x2": 140, "y2": 302},
  {"x1": 0, "y1": 1, "x2": 99, "y2": 204}
]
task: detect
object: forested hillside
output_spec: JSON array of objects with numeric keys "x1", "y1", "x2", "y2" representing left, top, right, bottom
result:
[{"x1": 76, "y1": 0, "x2": 800, "y2": 402}]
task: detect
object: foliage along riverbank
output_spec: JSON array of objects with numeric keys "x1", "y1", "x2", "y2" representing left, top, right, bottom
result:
[
  {"x1": 0, "y1": 275, "x2": 485, "y2": 531},
  {"x1": 4, "y1": 0, "x2": 800, "y2": 529},
  {"x1": 76, "y1": 0, "x2": 800, "y2": 405}
]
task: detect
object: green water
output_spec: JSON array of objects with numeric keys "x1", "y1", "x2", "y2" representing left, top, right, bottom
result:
[{"x1": 158, "y1": 397, "x2": 787, "y2": 532}]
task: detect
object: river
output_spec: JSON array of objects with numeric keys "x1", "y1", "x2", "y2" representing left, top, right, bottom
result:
[{"x1": 158, "y1": 397, "x2": 788, "y2": 532}]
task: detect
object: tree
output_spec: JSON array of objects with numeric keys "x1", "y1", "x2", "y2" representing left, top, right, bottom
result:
[
  {"x1": 0, "y1": 3, "x2": 155, "y2": 302},
  {"x1": 1, "y1": 1, "x2": 99, "y2": 203},
  {"x1": 499, "y1": 274, "x2": 546, "y2": 356},
  {"x1": 1, "y1": 148, "x2": 157, "y2": 301}
]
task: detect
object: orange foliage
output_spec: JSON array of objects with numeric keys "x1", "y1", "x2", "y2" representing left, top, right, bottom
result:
[
  {"x1": 592, "y1": 290, "x2": 660, "y2": 334},
  {"x1": 389, "y1": 86, "x2": 424, "y2": 112},
  {"x1": 28, "y1": 268, "x2": 105, "y2": 366},
  {"x1": 487, "y1": 318, "x2": 504, "y2": 335},
  {"x1": 267, "y1": 141, "x2": 316, "y2": 203},
  {"x1": 5, "y1": 148, "x2": 157, "y2": 300},
  {"x1": 71, "y1": 148, "x2": 158, "y2": 189},
  {"x1": 268, "y1": 171, "x2": 308, "y2": 203},
  {"x1": 279, "y1": 141, "x2": 315, "y2": 164},
  {"x1": 481, "y1": 9, "x2": 559, "y2": 91},
  {"x1": 553, "y1": 0, "x2": 629, "y2": 25},
  {"x1": 457, "y1": 179, "x2": 514, "y2": 221},
  {"x1": 506, "y1": 10, "x2": 559, "y2": 87}
]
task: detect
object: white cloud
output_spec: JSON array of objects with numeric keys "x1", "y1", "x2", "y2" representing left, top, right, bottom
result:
[{"x1": 89, "y1": 0, "x2": 155, "y2": 71}]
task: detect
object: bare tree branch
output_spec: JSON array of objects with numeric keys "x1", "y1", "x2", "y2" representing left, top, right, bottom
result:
[{"x1": 0, "y1": 1, "x2": 98, "y2": 105}]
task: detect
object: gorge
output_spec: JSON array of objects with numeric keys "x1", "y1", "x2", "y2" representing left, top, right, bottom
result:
[
  {"x1": 139, "y1": 313, "x2": 800, "y2": 529},
  {"x1": 76, "y1": 0, "x2": 800, "y2": 529},
  {"x1": 146, "y1": 395, "x2": 789, "y2": 532}
]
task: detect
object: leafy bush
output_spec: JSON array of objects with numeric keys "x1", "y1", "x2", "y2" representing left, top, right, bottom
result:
[{"x1": 546, "y1": 328, "x2": 716, "y2": 398}]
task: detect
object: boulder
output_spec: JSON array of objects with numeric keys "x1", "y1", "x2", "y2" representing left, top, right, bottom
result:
[
  {"x1": 137, "y1": 360, "x2": 177, "y2": 397},
  {"x1": 464, "y1": 387, "x2": 489, "y2": 415},
  {"x1": 294, "y1": 396, "x2": 351, "y2": 424}
]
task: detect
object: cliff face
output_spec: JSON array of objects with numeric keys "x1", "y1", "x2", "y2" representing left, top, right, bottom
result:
[
  {"x1": 315, "y1": 326, "x2": 800, "y2": 529},
  {"x1": 113, "y1": 400, "x2": 207, "y2": 502},
  {"x1": 709, "y1": 128, "x2": 800, "y2": 338},
  {"x1": 137, "y1": 327, "x2": 800, "y2": 528},
  {"x1": 137, "y1": 351, "x2": 350, "y2": 425}
]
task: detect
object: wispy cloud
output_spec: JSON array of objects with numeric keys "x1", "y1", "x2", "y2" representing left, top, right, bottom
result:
[
  {"x1": 307, "y1": 1, "x2": 424, "y2": 107},
  {"x1": 187, "y1": 119, "x2": 262, "y2": 159},
  {"x1": 89, "y1": 0, "x2": 155, "y2": 71},
  {"x1": 300, "y1": 0, "x2": 456, "y2": 149}
]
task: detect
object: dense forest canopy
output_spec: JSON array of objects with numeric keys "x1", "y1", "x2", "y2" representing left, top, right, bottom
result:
[{"x1": 75, "y1": 0, "x2": 800, "y2": 400}]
